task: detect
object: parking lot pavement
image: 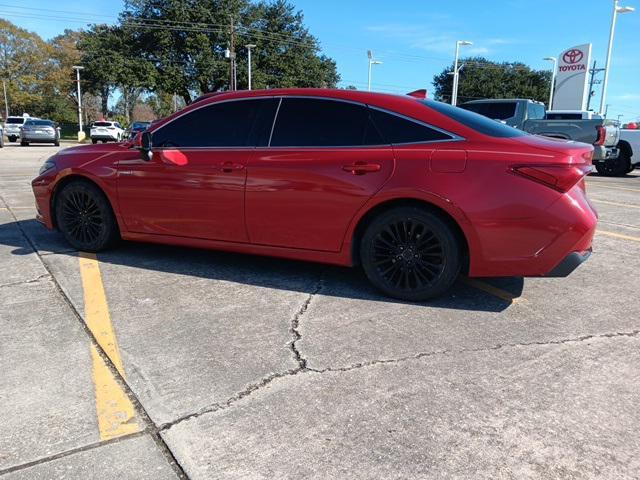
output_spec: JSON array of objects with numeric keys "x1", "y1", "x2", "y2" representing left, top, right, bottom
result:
[{"x1": 1, "y1": 143, "x2": 639, "y2": 479}]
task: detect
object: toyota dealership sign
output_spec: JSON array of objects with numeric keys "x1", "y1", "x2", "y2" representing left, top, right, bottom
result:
[{"x1": 552, "y1": 43, "x2": 592, "y2": 111}]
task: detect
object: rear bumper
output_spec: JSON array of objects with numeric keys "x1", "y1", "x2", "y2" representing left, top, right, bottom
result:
[
  {"x1": 91, "y1": 133, "x2": 119, "y2": 140},
  {"x1": 23, "y1": 133, "x2": 57, "y2": 142},
  {"x1": 592, "y1": 145, "x2": 618, "y2": 161},
  {"x1": 545, "y1": 249, "x2": 591, "y2": 277}
]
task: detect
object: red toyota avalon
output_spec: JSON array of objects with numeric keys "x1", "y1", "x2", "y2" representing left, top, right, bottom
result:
[{"x1": 32, "y1": 89, "x2": 597, "y2": 301}]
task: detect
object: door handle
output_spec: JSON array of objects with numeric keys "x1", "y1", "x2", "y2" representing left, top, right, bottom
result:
[
  {"x1": 219, "y1": 161, "x2": 245, "y2": 173},
  {"x1": 342, "y1": 162, "x2": 381, "y2": 175}
]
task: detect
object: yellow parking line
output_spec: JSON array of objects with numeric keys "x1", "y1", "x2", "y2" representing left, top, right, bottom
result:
[
  {"x1": 597, "y1": 230, "x2": 640, "y2": 242},
  {"x1": 78, "y1": 252, "x2": 140, "y2": 441},
  {"x1": 590, "y1": 199, "x2": 640, "y2": 209},
  {"x1": 459, "y1": 277, "x2": 525, "y2": 303}
]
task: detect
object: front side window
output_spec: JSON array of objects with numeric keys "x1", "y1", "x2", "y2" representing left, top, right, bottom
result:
[
  {"x1": 369, "y1": 108, "x2": 453, "y2": 144},
  {"x1": 270, "y1": 98, "x2": 378, "y2": 147},
  {"x1": 153, "y1": 99, "x2": 274, "y2": 148},
  {"x1": 424, "y1": 100, "x2": 527, "y2": 138}
]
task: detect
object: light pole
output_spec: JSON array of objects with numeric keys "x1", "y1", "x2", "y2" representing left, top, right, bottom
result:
[
  {"x1": 367, "y1": 50, "x2": 382, "y2": 92},
  {"x1": 452, "y1": 40, "x2": 472, "y2": 105},
  {"x1": 246, "y1": 44, "x2": 256, "y2": 90},
  {"x1": 543, "y1": 57, "x2": 557, "y2": 110},
  {"x1": 72, "y1": 66, "x2": 85, "y2": 142},
  {"x1": 2, "y1": 79, "x2": 8, "y2": 120},
  {"x1": 600, "y1": 0, "x2": 634, "y2": 115}
]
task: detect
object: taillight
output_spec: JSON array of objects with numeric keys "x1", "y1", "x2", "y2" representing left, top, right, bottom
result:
[
  {"x1": 511, "y1": 164, "x2": 592, "y2": 193},
  {"x1": 595, "y1": 125, "x2": 606, "y2": 146}
]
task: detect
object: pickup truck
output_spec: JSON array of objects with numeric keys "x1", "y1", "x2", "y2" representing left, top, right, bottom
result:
[
  {"x1": 460, "y1": 99, "x2": 623, "y2": 175},
  {"x1": 616, "y1": 128, "x2": 640, "y2": 174}
]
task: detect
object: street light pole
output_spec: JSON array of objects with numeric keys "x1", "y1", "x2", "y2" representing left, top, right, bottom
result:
[
  {"x1": 543, "y1": 57, "x2": 557, "y2": 109},
  {"x1": 2, "y1": 79, "x2": 8, "y2": 120},
  {"x1": 246, "y1": 44, "x2": 256, "y2": 90},
  {"x1": 600, "y1": 0, "x2": 635, "y2": 115},
  {"x1": 367, "y1": 50, "x2": 382, "y2": 92},
  {"x1": 72, "y1": 66, "x2": 85, "y2": 142},
  {"x1": 452, "y1": 40, "x2": 472, "y2": 106}
]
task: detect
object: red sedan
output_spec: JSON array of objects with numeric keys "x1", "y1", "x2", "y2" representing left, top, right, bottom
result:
[{"x1": 32, "y1": 89, "x2": 597, "y2": 300}]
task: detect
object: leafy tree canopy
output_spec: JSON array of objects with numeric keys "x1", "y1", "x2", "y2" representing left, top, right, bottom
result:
[{"x1": 433, "y1": 57, "x2": 551, "y2": 106}]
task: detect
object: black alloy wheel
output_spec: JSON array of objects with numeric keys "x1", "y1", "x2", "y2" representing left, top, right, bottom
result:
[
  {"x1": 361, "y1": 206, "x2": 461, "y2": 301},
  {"x1": 55, "y1": 180, "x2": 119, "y2": 251}
]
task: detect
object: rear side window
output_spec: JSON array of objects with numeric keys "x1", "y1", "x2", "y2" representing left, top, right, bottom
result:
[
  {"x1": 424, "y1": 100, "x2": 527, "y2": 138},
  {"x1": 527, "y1": 103, "x2": 546, "y2": 120},
  {"x1": 369, "y1": 108, "x2": 452, "y2": 144},
  {"x1": 270, "y1": 98, "x2": 381, "y2": 147},
  {"x1": 153, "y1": 98, "x2": 275, "y2": 148},
  {"x1": 459, "y1": 102, "x2": 517, "y2": 120}
]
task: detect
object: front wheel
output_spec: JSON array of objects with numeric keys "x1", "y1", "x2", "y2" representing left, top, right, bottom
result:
[
  {"x1": 54, "y1": 180, "x2": 120, "y2": 252},
  {"x1": 360, "y1": 206, "x2": 461, "y2": 301}
]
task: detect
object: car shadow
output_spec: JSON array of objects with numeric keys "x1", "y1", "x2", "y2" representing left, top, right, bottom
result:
[{"x1": 1, "y1": 218, "x2": 524, "y2": 313}]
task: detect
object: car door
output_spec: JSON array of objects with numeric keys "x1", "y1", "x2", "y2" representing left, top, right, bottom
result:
[
  {"x1": 245, "y1": 97, "x2": 395, "y2": 252},
  {"x1": 117, "y1": 98, "x2": 276, "y2": 242}
]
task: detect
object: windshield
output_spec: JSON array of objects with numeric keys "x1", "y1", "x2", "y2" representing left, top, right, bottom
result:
[
  {"x1": 421, "y1": 100, "x2": 527, "y2": 138},
  {"x1": 7, "y1": 118, "x2": 25, "y2": 124},
  {"x1": 25, "y1": 120, "x2": 54, "y2": 126}
]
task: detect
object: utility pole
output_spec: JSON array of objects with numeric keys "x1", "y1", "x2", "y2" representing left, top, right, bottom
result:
[
  {"x1": 229, "y1": 16, "x2": 236, "y2": 91},
  {"x1": 2, "y1": 79, "x2": 8, "y2": 120},
  {"x1": 246, "y1": 44, "x2": 256, "y2": 90},
  {"x1": 72, "y1": 66, "x2": 85, "y2": 142},
  {"x1": 586, "y1": 60, "x2": 605, "y2": 111}
]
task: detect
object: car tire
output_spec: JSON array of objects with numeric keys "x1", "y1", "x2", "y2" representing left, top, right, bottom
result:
[
  {"x1": 20, "y1": 140, "x2": 29, "y2": 146},
  {"x1": 92, "y1": 139, "x2": 97, "y2": 144},
  {"x1": 9, "y1": 136, "x2": 16, "y2": 142},
  {"x1": 0, "y1": 135, "x2": 4, "y2": 148},
  {"x1": 360, "y1": 206, "x2": 461, "y2": 301},
  {"x1": 54, "y1": 180, "x2": 120, "y2": 252},
  {"x1": 54, "y1": 139, "x2": 60, "y2": 146},
  {"x1": 595, "y1": 152, "x2": 630, "y2": 177}
]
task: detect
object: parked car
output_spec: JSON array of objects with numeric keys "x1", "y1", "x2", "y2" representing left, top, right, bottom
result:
[
  {"x1": 31, "y1": 89, "x2": 596, "y2": 301},
  {"x1": 90, "y1": 121, "x2": 125, "y2": 143},
  {"x1": 616, "y1": 128, "x2": 640, "y2": 174},
  {"x1": 0, "y1": 122, "x2": 4, "y2": 148},
  {"x1": 460, "y1": 99, "x2": 621, "y2": 175},
  {"x1": 126, "y1": 121, "x2": 151, "y2": 140},
  {"x1": 20, "y1": 119, "x2": 60, "y2": 146},
  {"x1": 4, "y1": 115, "x2": 35, "y2": 142}
]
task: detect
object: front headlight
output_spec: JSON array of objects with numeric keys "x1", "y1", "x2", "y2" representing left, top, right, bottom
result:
[{"x1": 39, "y1": 159, "x2": 57, "y2": 176}]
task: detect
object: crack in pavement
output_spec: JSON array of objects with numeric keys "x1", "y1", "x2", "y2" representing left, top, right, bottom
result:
[
  {"x1": 0, "y1": 273, "x2": 50, "y2": 289},
  {"x1": 288, "y1": 274, "x2": 324, "y2": 370}
]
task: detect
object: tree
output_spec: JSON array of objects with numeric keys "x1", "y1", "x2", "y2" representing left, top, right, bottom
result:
[
  {"x1": 433, "y1": 57, "x2": 551, "y2": 106},
  {"x1": 45, "y1": 29, "x2": 83, "y2": 123},
  {"x1": 0, "y1": 19, "x2": 51, "y2": 117}
]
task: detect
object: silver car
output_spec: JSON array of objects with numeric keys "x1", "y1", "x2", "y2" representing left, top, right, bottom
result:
[{"x1": 20, "y1": 119, "x2": 60, "y2": 146}]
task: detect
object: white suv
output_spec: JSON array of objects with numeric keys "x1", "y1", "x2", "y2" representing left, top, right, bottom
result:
[
  {"x1": 90, "y1": 121, "x2": 125, "y2": 143},
  {"x1": 4, "y1": 115, "x2": 34, "y2": 142}
]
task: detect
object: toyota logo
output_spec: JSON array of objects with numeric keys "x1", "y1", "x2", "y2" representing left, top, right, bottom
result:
[{"x1": 563, "y1": 49, "x2": 584, "y2": 64}]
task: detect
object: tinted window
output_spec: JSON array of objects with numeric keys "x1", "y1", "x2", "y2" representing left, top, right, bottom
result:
[
  {"x1": 93, "y1": 122, "x2": 113, "y2": 127},
  {"x1": 26, "y1": 120, "x2": 54, "y2": 126},
  {"x1": 423, "y1": 100, "x2": 527, "y2": 138},
  {"x1": 153, "y1": 99, "x2": 273, "y2": 148},
  {"x1": 459, "y1": 102, "x2": 517, "y2": 120},
  {"x1": 7, "y1": 118, "x2": 25, "y2": 124},
  {"x1": 270, "y1": 98, "x2": 378, "y2": 147},
  {"x1": 528, "y1": 103, "x2": 546, "y2": 120},
  {"x1": 370, "y1": 108, "x2": 452, "y2": 144},
  {"x1": 545, "y1": 113, "x2": 583, "y2": 120}
]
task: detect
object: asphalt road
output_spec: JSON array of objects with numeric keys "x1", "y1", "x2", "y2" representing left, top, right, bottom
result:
[{"x1": 1, "y1": 142, "x2": 639, "y2": 479}]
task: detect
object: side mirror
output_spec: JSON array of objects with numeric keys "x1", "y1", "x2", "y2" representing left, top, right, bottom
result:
[{"x1": 140, "y1": 131, "x2": 152, "y2": 161}]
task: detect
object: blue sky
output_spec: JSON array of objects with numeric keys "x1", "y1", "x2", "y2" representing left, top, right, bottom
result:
[{"x1": 3, "y1": 0, "x2": 639, "y2": 121}]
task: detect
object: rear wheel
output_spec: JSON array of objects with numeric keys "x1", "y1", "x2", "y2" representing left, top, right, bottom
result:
[
  {"x1": 54, "y1": 180, "x2": 120, "y2": 252},
  {"x1": 595, "y1": 153, "x2": 630, "y2": 177},
  {"x1": 0, "y1": 135, "x2": 4, "y2": 148},
  {"x1": 20, "y1": 140, "x2": 29, "y2": 146},
  {"x1": 360, "y1": 206, "x2": 461, "y2": 301},
  {"x1": 8, "y1": 135, "x2": 16, "y2": 142},
  {"x1": 54, "y1": 139, "x2": 60, "y2": 146}
]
